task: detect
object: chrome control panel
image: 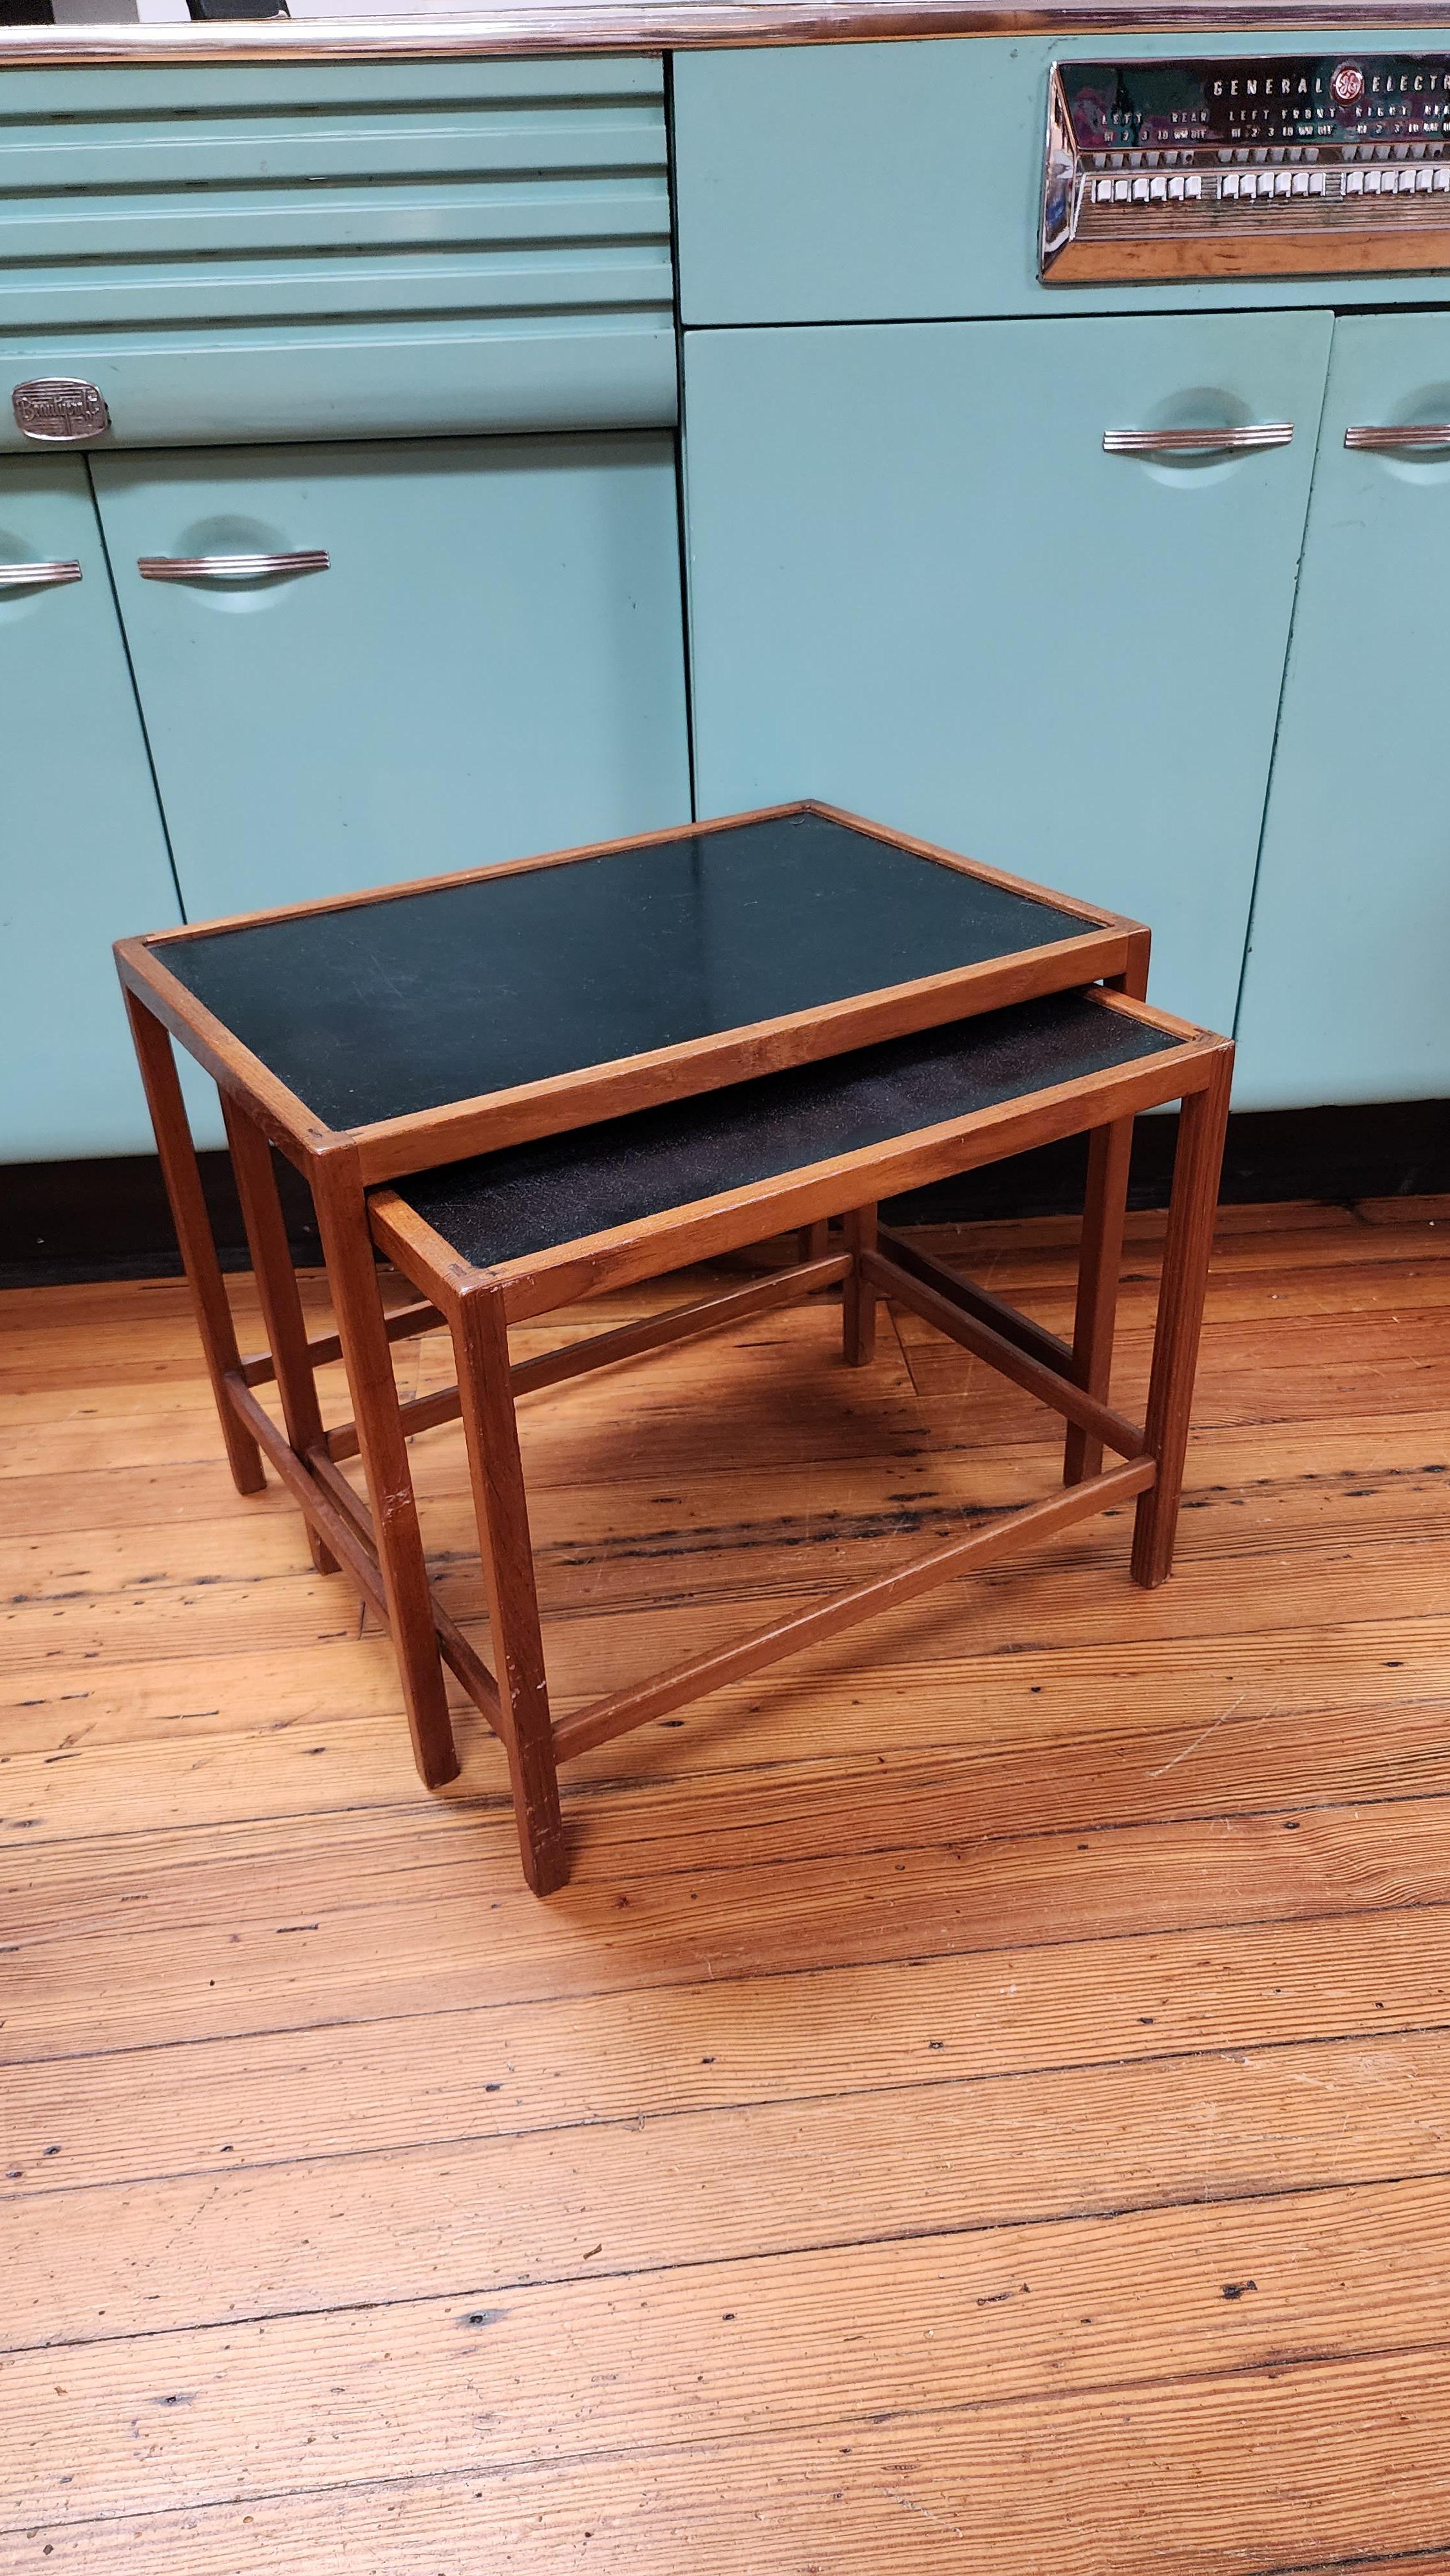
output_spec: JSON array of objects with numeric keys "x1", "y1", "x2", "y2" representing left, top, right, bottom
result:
[{"x1": 1042, "y1": 55, "x2": 1450, "y2": 281}]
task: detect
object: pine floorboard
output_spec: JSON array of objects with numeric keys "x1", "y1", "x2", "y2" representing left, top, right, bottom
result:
[{"x1": 3, "y1": 1199, "x2": 1450, "y2": 2572}]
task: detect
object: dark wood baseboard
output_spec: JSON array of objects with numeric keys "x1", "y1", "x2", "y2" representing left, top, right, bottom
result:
[
  {"x1": 3, "y1": 1144, "x2": 323, "y2": 1289},
  {"x1": 894, "y1": 1095, "x2": 1450, "y2": 1227},
  {"x1": 4, "y1": 1098, "x2": 1449, "y2": 1287}
]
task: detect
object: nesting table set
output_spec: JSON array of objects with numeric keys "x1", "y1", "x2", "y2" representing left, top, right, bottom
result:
[{"x1": 117, "y1": 804, "x2": 1233, "y2": 1893}]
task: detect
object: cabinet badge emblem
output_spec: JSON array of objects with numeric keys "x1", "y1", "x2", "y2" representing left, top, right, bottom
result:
[{"x1": 12, "y1": 379, "x2": 111, "y2": 444}]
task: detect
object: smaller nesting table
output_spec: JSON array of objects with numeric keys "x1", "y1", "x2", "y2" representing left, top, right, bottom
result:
[{"x1": 116, "y1": 804, "x2": 1230, "y2": 1891}]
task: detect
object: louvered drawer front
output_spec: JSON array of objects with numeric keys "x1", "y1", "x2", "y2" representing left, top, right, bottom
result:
[{"x1": 0, "y1": 59, "x2": 675, "y2": 446}]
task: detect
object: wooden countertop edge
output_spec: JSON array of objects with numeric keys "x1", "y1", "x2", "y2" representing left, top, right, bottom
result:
[{"x1": 7, "y1": 0, "x2": 1450, "y2": 69}]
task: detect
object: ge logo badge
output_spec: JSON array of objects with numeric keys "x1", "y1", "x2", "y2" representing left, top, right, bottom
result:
[{"x1": 1332, "y1": 62, "x2": 1366, "y2": 104}]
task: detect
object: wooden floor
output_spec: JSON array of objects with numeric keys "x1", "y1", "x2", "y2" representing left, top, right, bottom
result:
[{"x1": 4, "y1": 1199, "x2": 1450, "y2": 2573}]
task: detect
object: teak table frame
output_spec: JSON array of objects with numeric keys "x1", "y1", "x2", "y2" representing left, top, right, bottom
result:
[
  {"x1": 366, "y1": 989, "x2": 1231, "y2": 1889},
  {"x1": 114, "y1": 802, "x2": 1187, "y2": 1886}
]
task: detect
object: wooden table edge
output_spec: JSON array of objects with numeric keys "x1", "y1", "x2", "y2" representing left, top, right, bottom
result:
[
  {"x1": 117, "y1": 932, "x2": 1150, "y2": 1191},
  {"x1": 369, "y1": 1023, "x2": 1231, "y2": 1324},
  {"x1": 113, "y1": 800, "x2": 1143, "y2": 951},
  {"x1": 351, "y1": 929, "x2": 1140, "y2": 1181},
  {"x1": 804, "y1": 800, "x2": 1149, "y2": 939},
  {"x1": 114, "y1": 937, "x2": 343, "y2": 1164},
  {"x1": 119, "y1": 804, "x2": 809, "y2": 948}
]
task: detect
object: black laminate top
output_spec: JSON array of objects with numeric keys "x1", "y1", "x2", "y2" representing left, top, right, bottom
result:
[
  {"x1": 151, "y1": 813, "x2": 1099, "y2": 1133},
  {"x1": 392, "y1": 990, "x2": 1182, "y2": 1271}
]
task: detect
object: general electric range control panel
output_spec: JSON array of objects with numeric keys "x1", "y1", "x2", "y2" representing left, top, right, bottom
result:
[{"x1": 1042, "y1": 55, "x2": 1450, "y2": 280}]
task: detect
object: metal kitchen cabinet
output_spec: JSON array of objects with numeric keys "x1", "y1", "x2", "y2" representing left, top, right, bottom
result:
[
  {"x1": 90, "y1": 433, "x2": 691, "y2": 922},
  {"x1": 672, "y1": 36, "x2": 1450, "y2": 328},
  {"x1": 1236, "y1": 313, "x2": 1450, "y2": 1108},
  {"x1": 684, "y1": 311, "x2": 1332, "y2": 1036},
  {"x1": 0, "y1": 58, "x2": 675, "y2": 451},
  {"x1": 0, "y1": 457, "x2": 181, "y2": 1160}
]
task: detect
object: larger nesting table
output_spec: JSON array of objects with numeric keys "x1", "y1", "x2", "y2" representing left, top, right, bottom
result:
[{"x1": 116, "y1": 802, "x2": 1224, "y2": 1888}]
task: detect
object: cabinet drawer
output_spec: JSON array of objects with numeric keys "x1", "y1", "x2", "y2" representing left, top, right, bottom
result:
[
  {"x1": 0, "y1": 60, "x2": 674, "y2": 447},
  {"x1": 674, "y1": 33, "x2": 1450, "y2": 327},
  {"x1": 684, "y1": 312, "x2": 1330, "y2": 1036},
  {"x1": 93, "y1": 433, "x2": 690, "y2": 925}
]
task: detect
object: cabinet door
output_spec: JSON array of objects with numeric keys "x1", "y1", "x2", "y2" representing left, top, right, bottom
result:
[
  {"x1": 91, "y1": 434, "x2": 690, "y2": 923},
  {"x1": 1237, "y1": 315, "x2": 1450, "y2": 1110},
  {"x1": 0, "y1": 459, "x2": 180, "y2": 1161},
  {"x1": 684, "y1": 314, "x2": 1331, "y2": 1035}
]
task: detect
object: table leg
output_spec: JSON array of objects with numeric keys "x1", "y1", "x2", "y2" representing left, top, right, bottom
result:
[
  {"x1": 123, "y1": 988, "x2": 265, "y2": 1498},
  {"x1": 1063, "y1": 1116, "x2": 1134, "y2": 1488},
  {"x1": 843, "y1": 1204, "x2": 878, "y2": 1366},
  {"x1": 1064, "y1": 943, "x2": 1148, "y2": 1491},
  {"x1": 222, "y1": 1098, "x2": 339, "y2": 1578},
  {"x1": 312, "y1": 1153, "x2": 459, "y2": 1789},
  {"x1": 1131, "y1": 1050, "x2": 1233, "y2": 1590},
  {"x1": 452, "y1": 1280, "x2": 568, "y2": 1896}
]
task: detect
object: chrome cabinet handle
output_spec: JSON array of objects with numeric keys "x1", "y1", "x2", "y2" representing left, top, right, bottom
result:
[
  {"x1": 0, "y1": 558, "x2": 82, "y2": 587},
  {"x1": 137, "y1": 550, "x2": 330, "y2": 582},
  {"x1": 1344, "y1": 423, "x2": 1450, "y2": 451},
  {"x1": 1104, "y1": 424, "x2": 1294, "y2": 455}
]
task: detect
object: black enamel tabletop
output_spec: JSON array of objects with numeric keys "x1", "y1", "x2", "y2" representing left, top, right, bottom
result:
[
  {"x1": 151, "y1": 811, "x2": 1100, "y2": 1132},
  {"x1": 393, "y1": 993, "x2": 1183, "y2": 1273}
]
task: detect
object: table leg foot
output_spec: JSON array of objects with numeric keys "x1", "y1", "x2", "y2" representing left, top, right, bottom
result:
[
  {"x1": 453, "y1": 1282, "x2": 569, "y2": 1895},
  {"x1": 314, "y1": 1156, "x2": 458, "y2": 1788},
  {"x1": 1131, "y1": 1056, "x2": 1232, "y2": 1590}
]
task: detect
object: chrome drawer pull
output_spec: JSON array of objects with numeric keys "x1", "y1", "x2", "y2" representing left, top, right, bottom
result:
[
  {"x1": 137, "y1": 550, "x2": 330, "y2": 582},
  {"x1": 1344, "y1": 423, "x2": 1450, "y2": 451},
  {"x1": 0, "y1": 558, "x2": 82, "y2": 587},
  {"x1": 1104, "y1": 424, "x2": 1294, "y2": 455}
]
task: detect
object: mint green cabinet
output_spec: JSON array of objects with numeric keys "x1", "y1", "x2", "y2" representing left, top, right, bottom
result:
[
  {"x1": 673, "y1": 36, "x2": 1450, "y2": 327},
  {"x1": 684, "y1": 312, "x2": 1331, "y2": 1036},
  {"x1": 0, "y1": 459, "x2": 180, "y2": 1161},
  {"x1": 90, "y1": 433, "x2": 690, "y2": 922},
  {"x1": 1236, "y1": 314, "x2": 1450, "y2": 1110},
  {"x1": 0, "y1": 60, "x2": 675, "y2": 450}
]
